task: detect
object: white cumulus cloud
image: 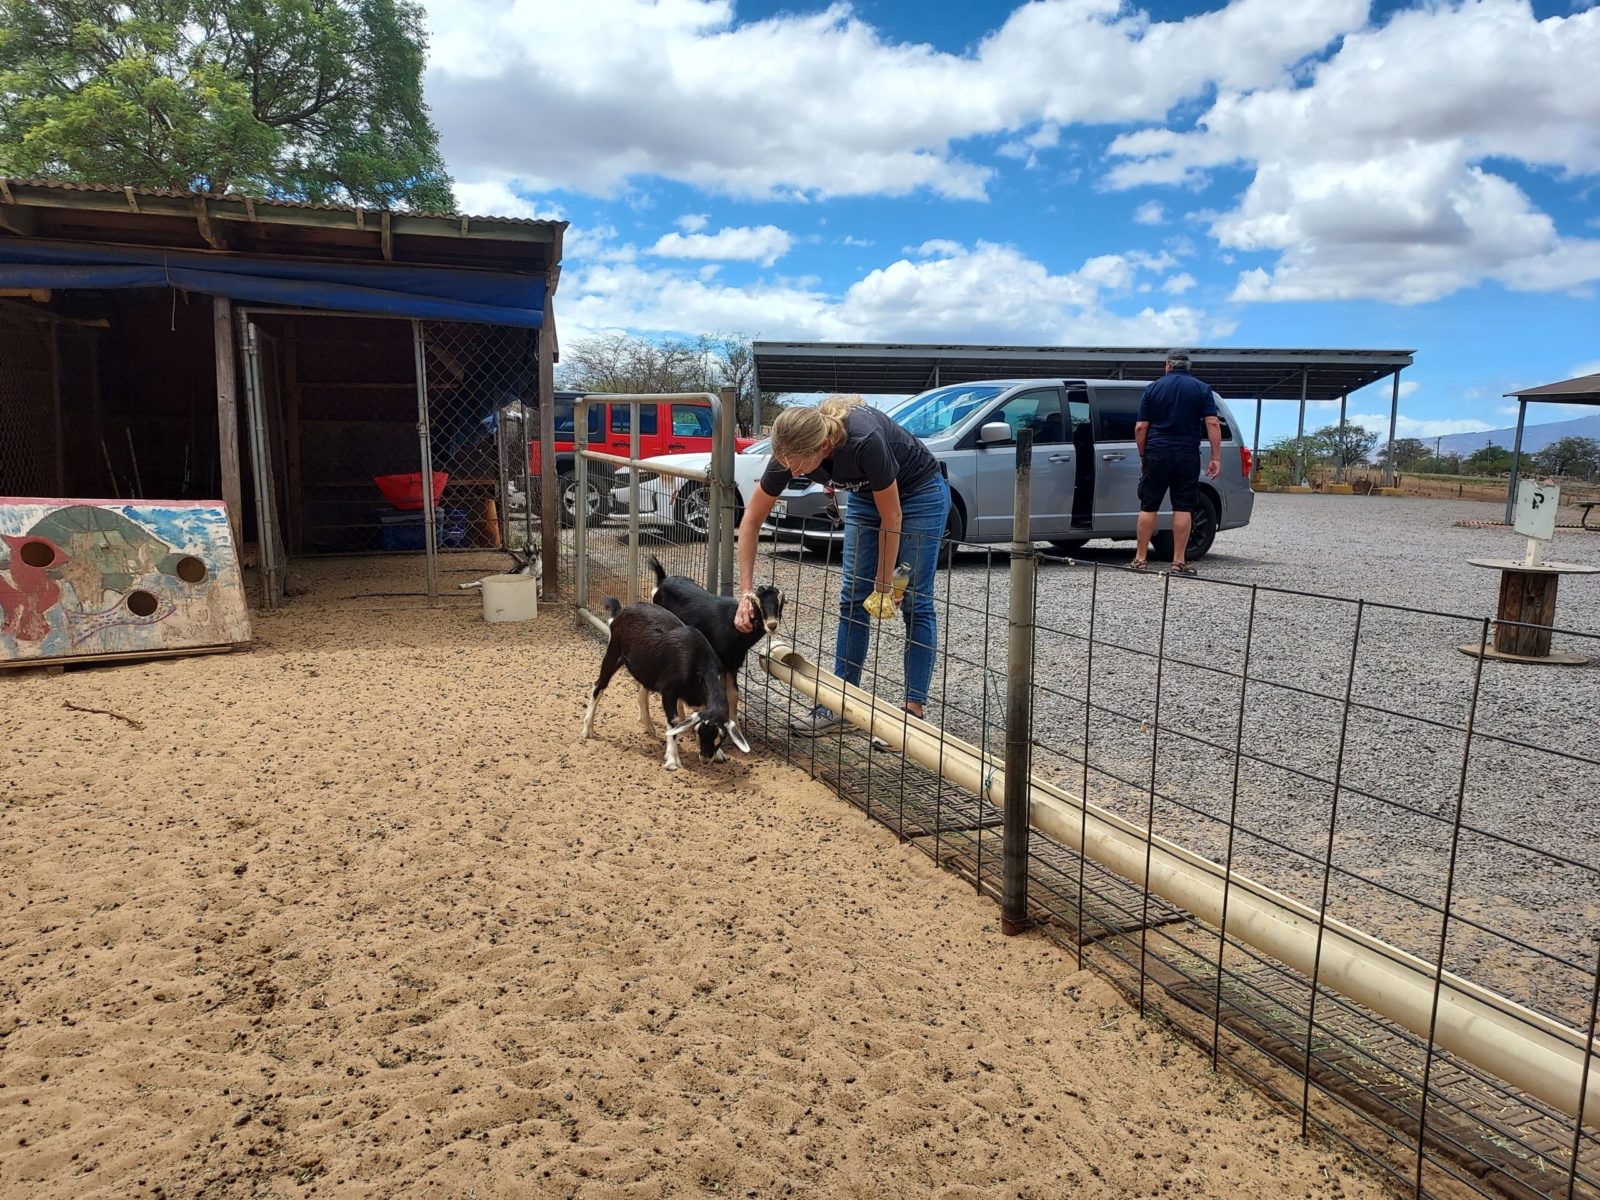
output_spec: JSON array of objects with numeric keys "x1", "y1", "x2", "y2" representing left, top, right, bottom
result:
[
  {"x1": 649, "y1": 225, "x2": 794, "y2": 266},
  {"x1": 1108, "y1": 0, "x2": 1600, "y2": 304}
]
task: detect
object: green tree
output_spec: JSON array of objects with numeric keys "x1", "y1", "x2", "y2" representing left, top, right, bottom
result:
[
  {"x1": 1464, "y1": 445, "x2": 1513, "y2": 475},
  {"x1": 1531, "y1": 436, "x2": 1600, "y2": 478},
  {"x1": 0, "y1": 0, "x2": 454, "y2": 210},
  {"x1": 1308, "y1": 422, "x2": 1379, "y2": 468},
  {"x1": 558, "y1": 332, "x2": 779, "y2": 435},
  {"x1": 1387, "y1": 437, "x2": 1429, "y2": 469}
]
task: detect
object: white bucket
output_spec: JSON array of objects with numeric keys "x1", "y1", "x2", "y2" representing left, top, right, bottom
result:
[{"x1": 481, "y1": 573, "x2": 538, "y2": 623}]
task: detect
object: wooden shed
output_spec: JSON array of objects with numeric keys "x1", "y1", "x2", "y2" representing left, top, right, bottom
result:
[{"x1": 0, "y1": 178, "x2": 567, "y2": 607}]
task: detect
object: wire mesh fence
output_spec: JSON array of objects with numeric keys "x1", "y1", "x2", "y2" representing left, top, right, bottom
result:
[
  {"x1": 420, "y1": 321, "x2": 538, "y2": 564},
  {"x1": 0, "y1": 302, "x2": 61, "y2": 497},
  {"x1": 732, "y1": 516, "x2": 1600, "y2": 1200}
]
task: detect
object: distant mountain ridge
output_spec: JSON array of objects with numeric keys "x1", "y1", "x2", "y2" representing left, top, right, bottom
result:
[{"x1": 1431, "y1": 412, "x2": 1600, "y2": 458}]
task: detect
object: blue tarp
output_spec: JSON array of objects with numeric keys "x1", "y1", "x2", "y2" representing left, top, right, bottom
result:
[{"x1": 0, "y1": 238, "x2": 545, "y2": 327}]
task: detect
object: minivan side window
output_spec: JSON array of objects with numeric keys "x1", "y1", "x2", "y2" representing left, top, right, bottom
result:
[
  {"x1": 611, "y1": 405, "x2": 659, "y2": 436},
  {"x1": 991, "y1": 387, "x2": 1067, "y2": 444},
  {"x1": 670, "y1": 405, "x2": 713, "y2": 438},
  {"x1": 1094, "y1": 387, "x2": 1143, "y2": 442}
]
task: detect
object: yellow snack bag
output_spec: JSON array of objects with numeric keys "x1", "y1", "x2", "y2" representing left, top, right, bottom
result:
[{"x1": 862, "y1": 564, "x2": 911, "y2": 619}]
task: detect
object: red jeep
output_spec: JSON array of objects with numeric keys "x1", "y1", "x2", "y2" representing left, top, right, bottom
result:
[{"x1": 530, "y1": 392, "x2": 754, "y2": 523}]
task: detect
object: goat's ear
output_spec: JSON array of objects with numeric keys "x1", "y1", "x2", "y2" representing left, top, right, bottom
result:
[
  {"x1": 666, "y1": 713, "x2": 702, "y2": 738},
  {"x1": 727, "y1": 724, "x2": 752, "y2": 754}
]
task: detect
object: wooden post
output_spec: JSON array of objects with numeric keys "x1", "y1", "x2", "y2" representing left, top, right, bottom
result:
[
  {"x1": 538, "y1": 293, "x2": 558, "y2": 597},
  {"x1": 1494, "y1": 570, "x2": 1559, "y2": 657},
  {"x1": 214, "y1": 296, "x2": 244, "y2": 550}
]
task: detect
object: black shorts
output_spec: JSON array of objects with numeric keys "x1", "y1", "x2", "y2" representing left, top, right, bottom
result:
[{"x1": 1138, "y1": 447, "x2": 1199, "y2": 513}]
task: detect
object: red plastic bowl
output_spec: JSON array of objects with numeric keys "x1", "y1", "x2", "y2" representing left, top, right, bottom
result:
[{"x1": 374, "y1": 471, "x2": 448, "y2": 511}]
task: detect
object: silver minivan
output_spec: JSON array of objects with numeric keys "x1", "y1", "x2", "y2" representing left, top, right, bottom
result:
[{"x1": 765, "y1": 378, "x2": 1255, "y2": 561}]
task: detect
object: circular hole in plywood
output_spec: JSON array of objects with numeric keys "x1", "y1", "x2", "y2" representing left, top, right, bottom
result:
[
  {"x1": 174, "y1": 556, "x2": 207, "y2": 584},
  {"x1": 19, "y1": 540, "x2": 55, "y2": 568},
  {"x1": 126, "y1": 590, "x2": 159, "y2": 617}
]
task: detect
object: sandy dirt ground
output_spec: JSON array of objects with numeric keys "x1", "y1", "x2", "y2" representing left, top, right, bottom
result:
[{"x1": 1, "y1": 558, "x2": 1398, "y2": 1199}]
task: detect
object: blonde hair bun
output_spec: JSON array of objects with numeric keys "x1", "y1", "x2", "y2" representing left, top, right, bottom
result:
[{"x1": 770, "y1": 394, "x2": 863, "y2": 468}]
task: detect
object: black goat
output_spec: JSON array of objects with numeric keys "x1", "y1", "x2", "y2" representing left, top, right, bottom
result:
[
  {"x1": 647, "y1": 554, "x2": 784, "y2": 749},
  {"x1": 580, "y1": 597, "x2": 749, "y2": 770}
]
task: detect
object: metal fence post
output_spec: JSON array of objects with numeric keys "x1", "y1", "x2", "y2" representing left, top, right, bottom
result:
[
  {"x1": 705, "y1": 393, "x2": 723, "y2": 595},
  {"x1": 627, "y1": 401, "x2": 640, "y2": 604},
  {"x1": 412, "y1": 320, "x2": 439, "y2": 606},
  {"x1": 718, "y1": 384, "x2": 738, "y2": 596},
  {"x1": 575, "y1": 396, "x2": 590, "y2": 614},
  {"x1": 1001, "y1": 427, "x2": 1036, "y2": 936}
]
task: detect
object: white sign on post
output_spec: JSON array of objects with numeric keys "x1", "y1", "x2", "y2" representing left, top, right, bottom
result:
[{"x1": 1513, "y1": 480, "x2": 1559, "y2": 541}]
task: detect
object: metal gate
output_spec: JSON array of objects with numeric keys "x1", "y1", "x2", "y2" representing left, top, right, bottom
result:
[
  {"x1": 237, "y1": 309, "x2": 541, "y2": 610},
  {"x1": 572, "y1": 388, "x2": 739, "y2": 635}
]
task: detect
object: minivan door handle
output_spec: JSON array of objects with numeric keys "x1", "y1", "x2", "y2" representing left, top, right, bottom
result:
[
  {"x1": 1101, "y1": 452, "x2": 1127, "y2": 462},
  {"x1": 1046, "y1": 453, "x2": 1073, "y2": 463}
]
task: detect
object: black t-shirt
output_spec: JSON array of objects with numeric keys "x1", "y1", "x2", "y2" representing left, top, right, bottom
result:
[
  {"x1": 1137, "y1": 368, "x2": 1218, "y2": 452},
  {"x1": 760, "y1": 405, "x2": 940, "y2": 497}
]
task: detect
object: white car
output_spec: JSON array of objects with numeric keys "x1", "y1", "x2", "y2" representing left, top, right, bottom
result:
[{"x1": 610, "y1": 438, "x2": 840, "y2": 546}]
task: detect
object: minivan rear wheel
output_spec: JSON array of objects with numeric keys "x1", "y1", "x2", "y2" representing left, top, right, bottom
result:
[{"x1": 1152, "y1": 493, "x2": 1218, "y2": 561}]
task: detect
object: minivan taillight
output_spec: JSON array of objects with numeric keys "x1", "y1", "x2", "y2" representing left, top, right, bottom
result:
[{"x1": 1239, "y1": 447, "x2": 1253, "y2": 477}]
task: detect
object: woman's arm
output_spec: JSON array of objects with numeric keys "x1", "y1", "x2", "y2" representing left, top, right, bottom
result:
[
  {"x1": 871, "y1": 481, "x2": 902, "y2": 598},
  {"x1": 734, "y1": 486, "x2": 779, "y2": 632}
]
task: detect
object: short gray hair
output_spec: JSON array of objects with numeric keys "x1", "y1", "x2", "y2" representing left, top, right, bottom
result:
[{"x1": 1165, "y1": 350, "x2": 1191, "y2": 367}]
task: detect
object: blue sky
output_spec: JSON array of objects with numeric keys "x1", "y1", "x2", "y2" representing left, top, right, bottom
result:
[{"x1": 421, "y1": 0, "x2": 1600, "y2": 445}]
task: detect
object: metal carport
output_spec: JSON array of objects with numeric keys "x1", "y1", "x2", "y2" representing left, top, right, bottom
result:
[
  {"x1": 753, "y1": 342, "x2": 1415, "y2": 485},
  {"x1": 1503, "y1": 374, "x2": 1600, "y2": 524}
]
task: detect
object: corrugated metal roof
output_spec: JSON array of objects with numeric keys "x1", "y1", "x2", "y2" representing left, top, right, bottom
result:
[
  {"x1": 0, "y1": 176, "x2": 561, "y2": 229},
  {"x1": 0, "y1": 176, "x2": 563, "y2": 275},
  {"x1": 753, "y1": 342, "x2": 1414, "y2": 403},
  {"x1": 1506, "y1": 374, "x2": 1600, "y2": 403}
]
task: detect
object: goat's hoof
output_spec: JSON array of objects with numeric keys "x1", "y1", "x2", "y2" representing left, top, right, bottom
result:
[{"x1": 712, "y1": 749, "x2": 727, "y2": 763}]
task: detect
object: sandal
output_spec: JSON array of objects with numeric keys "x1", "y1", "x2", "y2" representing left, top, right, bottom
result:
[
  {"x1": 1124, "y1": 559, "x2": 1150, "y2": 572},
  {"x1": 1167, "y1": 563, "x2": 1197, "y2": 576}
]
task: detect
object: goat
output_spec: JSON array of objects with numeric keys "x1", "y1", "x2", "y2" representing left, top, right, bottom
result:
[
  {"x1": 646, "y1": 554, "x2": 783, "y2": 750},
  {"x1": 580, "y1": 597, "x2": 750, "y2": 770}
]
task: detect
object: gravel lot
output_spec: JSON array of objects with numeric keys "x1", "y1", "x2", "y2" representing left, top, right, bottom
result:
[{"x1": 739, "y1": 494, "x2": 1600, "y2": 1027}]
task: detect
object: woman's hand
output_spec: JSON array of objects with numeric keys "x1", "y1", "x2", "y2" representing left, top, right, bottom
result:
[{"x1": 735, "y1": 593, "x2": 756, "y2": 633}]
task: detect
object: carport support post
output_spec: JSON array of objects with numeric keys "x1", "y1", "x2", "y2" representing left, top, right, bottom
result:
[
  {"x1": 538, "y1": 297, "x2": 559, "y2": 598},
  {"x1": 1250, "y1": 397, "x2": 1262, "y2": 486},
  {"x1": 1383, "y1": 370, "x2": 1402, "y2": 489},
  {"x1": 1295, "y1": 371, "x2": 1308, "y2": 486},
  {"x1": 213, "y1": 296, "x2": 244, "y2": 552},
  {"x1": 1336, "y1": 393, "x2": 1348, "y2": 483},
  {"x1": 1001, "y1": 428, "x2": 1036, "y2": 936},
  {"x1": 1505, "y1": 398, "x2": 1527, "y2": 526}
]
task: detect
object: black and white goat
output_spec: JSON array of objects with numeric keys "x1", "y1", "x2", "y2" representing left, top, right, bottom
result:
[
  {"x1": 580, "y1": 597, "x2": 751, "y2": 770},
  {"x1": 646, "y1": 555, "x2": 783, "y2": 750}
]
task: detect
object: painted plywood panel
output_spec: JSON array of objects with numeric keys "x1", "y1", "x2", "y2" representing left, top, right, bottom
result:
[{"x1": 1, "y1": 499, "x2": 252, "y2": 665}]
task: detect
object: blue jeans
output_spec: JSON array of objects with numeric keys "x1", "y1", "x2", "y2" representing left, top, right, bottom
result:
[{"x1": 834, "y1": 474, "x2": 951, "y2": 707}]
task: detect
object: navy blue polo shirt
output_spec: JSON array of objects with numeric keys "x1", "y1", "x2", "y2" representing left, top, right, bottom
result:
[{"x1": 1138, "y1": 367, "x2": 1218, "y2": 452}]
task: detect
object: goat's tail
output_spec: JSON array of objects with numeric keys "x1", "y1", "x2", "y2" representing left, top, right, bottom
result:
[
  {"x1": 602, "y1": 596, "x2": 622, "y2": 625},
  {"x1": 646, "y1": 554, "x2": 667, "y2": 591}
]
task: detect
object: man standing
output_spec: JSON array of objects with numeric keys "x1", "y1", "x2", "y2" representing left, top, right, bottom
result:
[{"x1": 1130, "y1": 351, "x2": 1222, "y2": 575}]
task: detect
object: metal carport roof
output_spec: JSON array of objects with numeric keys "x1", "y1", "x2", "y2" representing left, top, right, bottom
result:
[
  {"x1": 753, "y1": 342, "x2": 1413, "y2": 402},
  {"x1": 1501, "y1": 373, "x2": 1600, "y2": 523}
]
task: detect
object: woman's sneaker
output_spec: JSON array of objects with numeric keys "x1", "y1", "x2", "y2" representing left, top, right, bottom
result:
[{"x1": 790, "y1": 705, "x2": 846, "y2": 737}]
